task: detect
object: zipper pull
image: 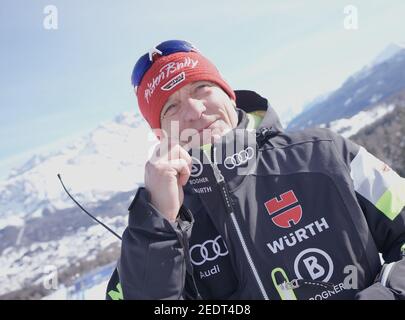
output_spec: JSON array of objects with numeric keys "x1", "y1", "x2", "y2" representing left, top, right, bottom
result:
[
  {"x1": 209, "y1": 146, "x2": 224, "y2": 183},
  {"x1": 212, "y1": 161, "x2": 224, "y2": 183},
  {"x1": 271, "y1": 268, "x2": 298, "y2": 300}
]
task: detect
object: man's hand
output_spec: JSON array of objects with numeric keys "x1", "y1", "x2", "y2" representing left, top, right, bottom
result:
[{"x1": 145, "y1": 139, "x2": 192, "y2": 223}]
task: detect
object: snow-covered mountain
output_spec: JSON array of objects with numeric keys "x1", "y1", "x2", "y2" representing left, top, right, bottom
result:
[
  {"x1": 350, "y1": 92, "x2": 405, "y2": 177},
  {"x1": 369, "y1": 42, "x2": 405, "y2": 68},
  {"x1": 0, "y1": 112, "x2": 155, "y2": 230},
  {"x1": 285, "y1": 42, "x2": 405, "y2": 206},
  {"x1": 288, "y1": 43, "x2": 405, "y2": 132},
  {"x1": 320, "y1": 103, "x2": 395, "y2": 138},
  {"x1": 0, "y1": 214, "x2": 125, "y2": 297},
  {"x1": 0, "y1": 112, "x2": 157, "y2": 297}
]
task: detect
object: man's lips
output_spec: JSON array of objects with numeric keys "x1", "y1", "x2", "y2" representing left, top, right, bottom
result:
[{"x1": 181, "y1": 120, "x2": 220, "y2": 145}]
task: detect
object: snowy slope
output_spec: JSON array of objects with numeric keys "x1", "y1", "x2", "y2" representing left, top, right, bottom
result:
[
  {"x1": 0, "y1": 213, "x2": 125, "y2": 296},
  {"x1": 0, "y1": 111, "x2": 157, "y2": 297},
  {"x1": 288, "y1": 43, "x2": 405, "y2": 131},
  {"x1": 42, "y1": 262, "x2": 115, "y2": 300},
  {"x1": 320, "y1": 104, "x2": 396, "y2": 138},
  {"x1": 0, "y1": 112, "x2": 156, "y2": 231}
]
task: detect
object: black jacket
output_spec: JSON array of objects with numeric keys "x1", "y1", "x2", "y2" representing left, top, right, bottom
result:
[{"x1": 106, "y1": 90, "x2": 405, "y2": 300}]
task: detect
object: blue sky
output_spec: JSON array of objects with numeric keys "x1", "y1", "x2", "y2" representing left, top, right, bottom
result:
[{"x1": 1, "y1": 0, "x2": 405, "y2": 180}]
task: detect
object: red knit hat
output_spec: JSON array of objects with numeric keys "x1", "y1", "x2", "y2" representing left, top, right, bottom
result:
[{"x1": 136, "y1": 51, "x2": 236, "y2": 129}]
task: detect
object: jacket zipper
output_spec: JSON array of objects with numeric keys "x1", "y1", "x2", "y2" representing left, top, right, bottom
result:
[
  {"x1": 208, "y1": 148, "x2": 270, "y2": 300},
  {"x1": 177, "y1": 213, "x2": 202, "y2": 299}
]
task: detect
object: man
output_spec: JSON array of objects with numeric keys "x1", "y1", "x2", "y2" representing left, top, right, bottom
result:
[{"x1": 106, "y1": 40, "x2": 405, "y2": 300}]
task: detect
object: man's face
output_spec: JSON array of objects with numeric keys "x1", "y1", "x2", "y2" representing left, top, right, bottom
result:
[{"x1": 160, "y1": 81, "x2": 238, "y2": 147}]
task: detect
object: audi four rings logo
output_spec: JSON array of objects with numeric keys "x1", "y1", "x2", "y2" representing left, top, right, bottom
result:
[
  {"x1": 224, "y1": 147, "x2": 255, "y2": 170},
  {"x1": 190, "y1": 236, "x2": 229, "y2": 266}
]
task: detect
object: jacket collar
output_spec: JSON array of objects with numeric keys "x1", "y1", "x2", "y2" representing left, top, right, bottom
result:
[
  {"x1": 186, "y1": 90, "x2": 281, "y2": 193},
  {"x1": 234, "y1": 90, "x2": 283, "y2": 133}
]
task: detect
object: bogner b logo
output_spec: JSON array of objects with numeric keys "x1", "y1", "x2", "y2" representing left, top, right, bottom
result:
[{"x1": 264, "y1": 190, "x2": 302, "y2": 228}]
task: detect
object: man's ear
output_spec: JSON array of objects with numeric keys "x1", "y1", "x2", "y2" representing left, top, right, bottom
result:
[{"x1": 152, "y1": 128, "x2": 167, "y2": 140}]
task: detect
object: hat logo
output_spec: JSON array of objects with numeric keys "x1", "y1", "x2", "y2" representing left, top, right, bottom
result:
[
  {"x1": 161, "y1": 72, "x2": 186, "y2": 91},
  {"x1": 144, "y1": 57, "x2": 199, "y2": 103}
]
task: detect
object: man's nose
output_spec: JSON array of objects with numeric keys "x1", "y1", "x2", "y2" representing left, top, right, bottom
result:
[{"x1": 182, "y1": 98, "x2": 206, "y2": 122}]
